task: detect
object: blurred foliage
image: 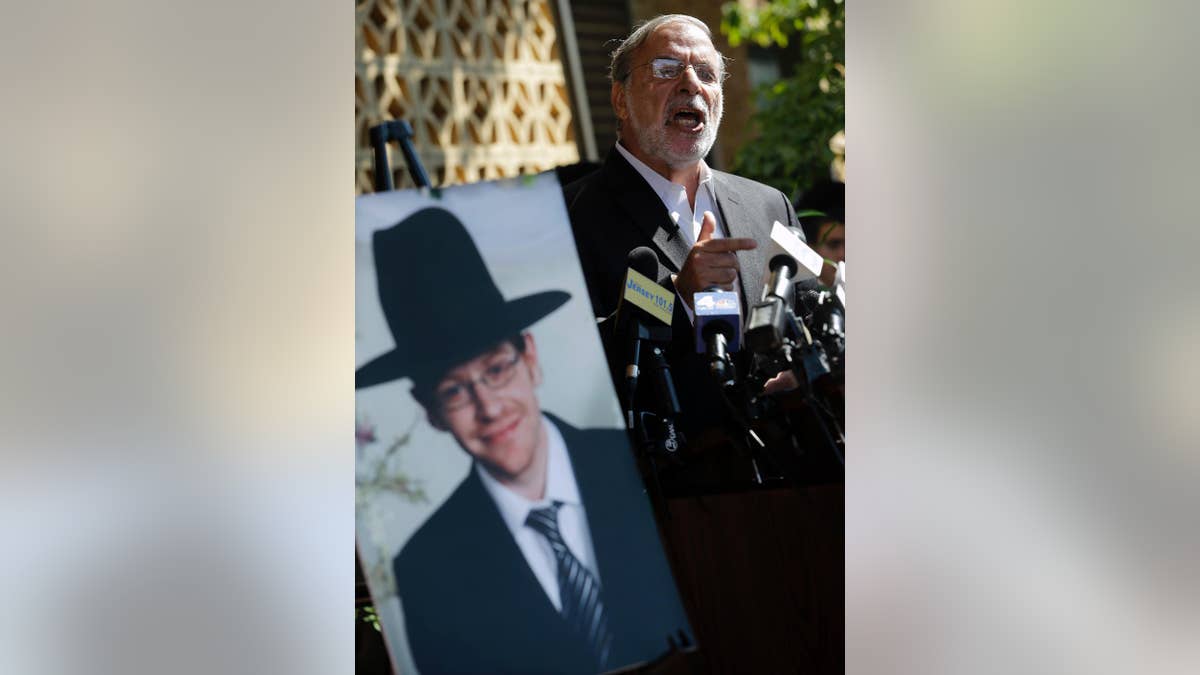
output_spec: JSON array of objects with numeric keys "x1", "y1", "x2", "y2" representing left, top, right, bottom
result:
[{"x1": 721, "y1": 0, "x2": 845, "y2": 200}]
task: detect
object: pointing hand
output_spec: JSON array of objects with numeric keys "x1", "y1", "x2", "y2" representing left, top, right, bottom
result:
[{"x1": 673, "y1": 211, "x2": 757, "y2": 310}]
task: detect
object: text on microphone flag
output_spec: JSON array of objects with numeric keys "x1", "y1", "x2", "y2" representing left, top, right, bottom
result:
[{"x1": 622, "y1": 268, "x2": 674, "y2": 324}]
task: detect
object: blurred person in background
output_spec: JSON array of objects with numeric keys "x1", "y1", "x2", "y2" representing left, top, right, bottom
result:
[{"x1": 796, "y1": 178, "x2": 845, "y2": 265}]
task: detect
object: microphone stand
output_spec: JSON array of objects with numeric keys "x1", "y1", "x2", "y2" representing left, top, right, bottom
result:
[
  {"x1": 645, "y1": 345, "x2": 683, "y2": 454},
  {"x1": 368, "y1": 119, "x2": 431, "y2": 190},
  {"x1": 709, "y1": 356, "x2": 773, "y2": 486},
  {"x1": 615, "y1": 321, "x2": 683, "y2": 513},
  {"x1": 629, "y1": 345, "x2": 687, "y2": 525},
  {"x1": 618, "y1": 320, "x2": 679, "y2": 455},
  {"x1": 623, "y1": 334, "x2": 642, "y2": 430},
  {"x1": 777, "y1": 315, "x2": 845, "y2": 467}
]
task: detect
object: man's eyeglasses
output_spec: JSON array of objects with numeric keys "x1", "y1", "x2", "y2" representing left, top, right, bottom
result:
[
  {"x1": 434, "y1": 348, "x2": 523, "y2": 411},
  {"x1": 628, "y1": 57, "x2": 725, "y2": 85}
]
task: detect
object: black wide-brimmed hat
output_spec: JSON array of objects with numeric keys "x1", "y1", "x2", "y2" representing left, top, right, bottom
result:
[{"x1": 355, "y1": 207, "x2": 570, "y2": 390}]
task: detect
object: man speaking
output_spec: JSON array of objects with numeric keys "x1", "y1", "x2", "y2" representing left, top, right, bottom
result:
[
  {"x1": 564, "y1": 14, "x2": 806, "y2": 436},
  {"x1": 355, "y1": 207, "x2": 690, "y2": 674}
]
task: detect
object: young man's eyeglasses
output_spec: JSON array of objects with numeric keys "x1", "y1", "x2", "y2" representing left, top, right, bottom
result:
[
  {"x1": 628, "y1": 57, "x2": 725, "y2": 85},
  {"x1": 434, "y1": 347, "x2": 523, "y2": 412}
]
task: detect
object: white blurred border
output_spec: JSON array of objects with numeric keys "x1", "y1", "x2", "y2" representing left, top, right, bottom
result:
[
  {"x1": 0, "y1": 2, "x2": 350, "y2": 674},
  {"x1": 851, "y1": 0, "x2": 1200, "y2": 673},
  {"x1": 5, "y1": 0, "x2": 1200, "y2": 672}
]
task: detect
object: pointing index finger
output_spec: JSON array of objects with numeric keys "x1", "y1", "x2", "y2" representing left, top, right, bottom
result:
[
  {"x1": 700, "y1": 237, "x2": 758, "y2": 253},
  {"x1": 696, "y1": 211, "x2": 717, "y2": 242}
]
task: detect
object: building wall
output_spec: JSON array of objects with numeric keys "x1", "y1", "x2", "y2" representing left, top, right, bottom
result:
[
  {"x1": 355, "y1": 0, "x2": 580, "y2": 193},
  {"x1": 560, "y1": 0, "x2": 633, "y2": 160}
]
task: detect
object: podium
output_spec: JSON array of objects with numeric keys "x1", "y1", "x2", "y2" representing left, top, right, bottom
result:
[{"x1": 654, "y1": 481, "x2": 843, "y2": 673}]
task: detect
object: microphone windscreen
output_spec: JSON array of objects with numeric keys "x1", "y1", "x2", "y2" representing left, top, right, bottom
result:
[
  {"x1": 794, "y1": 277, "x2": 823, "y2": 295},
  {"x1": 627, "y1": 246, "x2": 659, "y2": 280}
]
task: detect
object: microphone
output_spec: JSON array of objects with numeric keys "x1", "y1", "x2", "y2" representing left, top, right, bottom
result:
[
  {"x1": 628, "y1": 246, "x2": 659, "y2": 281},
  {"x1": 795, "y1": 279, "x2": 845, "y2": 372},
  {"x1": 761, "y1": 220, "x2": 825, "y2": 285},
  {"x1": 614, "y1": 247, "x2": 673, "y2": 330},
  {"x1": 693, "y1": 288, "x2": 740, "y2": 385},
  {"x1": 746, "y1": 221, "x2": 824, "y2": 353},
  {"x1": 613, "y1": 247, "x2": 673, "y2": 427},
  {"x1": 833, "y1": 260, "x2": 846, "y2": 308}
]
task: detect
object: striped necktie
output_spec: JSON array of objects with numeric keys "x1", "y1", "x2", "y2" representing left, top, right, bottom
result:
[{"x1": 525, "y1": 501, "x2": 613, "y2": 670}]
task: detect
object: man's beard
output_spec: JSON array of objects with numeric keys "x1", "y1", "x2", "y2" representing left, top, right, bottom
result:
[{"x1": 628, "y1": 92, "x2": 723, "y2": 168}]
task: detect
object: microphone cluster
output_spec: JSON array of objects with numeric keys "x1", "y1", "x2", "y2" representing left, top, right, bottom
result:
[
  {"x1": 611, "y1": 229, "x2": 845, "y2": 462},
  {"x1": 696, "y1": 221, "x2": 845, "y2": 402}
]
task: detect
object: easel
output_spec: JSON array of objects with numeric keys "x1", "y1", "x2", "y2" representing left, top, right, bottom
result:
[{"x1": 368, "y1": 119, "x2": 431, "y2": 191}]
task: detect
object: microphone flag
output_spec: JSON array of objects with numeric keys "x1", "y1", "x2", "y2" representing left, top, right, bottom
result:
[
  {"x1": 619, "y1": 267, "x2": 674, "y2": 325},
  {"x1": 693, "y1": 290, "x2": 741, "y2": 353},
  {"x1": 762, "y1": 220, "x2": 824, "y2": 286}
]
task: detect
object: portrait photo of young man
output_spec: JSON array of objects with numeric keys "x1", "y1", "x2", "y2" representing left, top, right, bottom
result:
[{"x1": 354, "y1": 179, "x2": 692, "y2": 674}]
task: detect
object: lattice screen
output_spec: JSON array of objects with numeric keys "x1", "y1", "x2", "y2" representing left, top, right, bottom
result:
[{"x1": 356, "y1": 0, "x2": 581, "y2": 193}]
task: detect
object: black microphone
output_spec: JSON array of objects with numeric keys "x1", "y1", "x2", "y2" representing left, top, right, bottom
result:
[
  {"x1": 746, "y1": 221, "x2": 824, "y2": 354},
  {"x1": 796, "y1": 286, "x2": 845, "y2": 371},
  {"x1": 692, "y1": 288, "x2": 741, "y2": 386},
  {"x1": 613, "y1": 247, "x2": 673, "y2": 427},
  {"x1": 746, "y1": 252, "x2": 798, "y2": 354},
  {"x1": 628, "y1": 246, "x2": 660, "y2": 287}
]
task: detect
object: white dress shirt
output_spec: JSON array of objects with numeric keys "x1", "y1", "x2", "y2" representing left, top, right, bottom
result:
[
  {"x1": 614, "y1": 142, "x2": 721, "y2": 247},
  {"x1": 614, "y1": 142, "x2": 744, "y2": 323},
  {"x1": 475, "y1": 415, "x2": 600, "y2": 611}
]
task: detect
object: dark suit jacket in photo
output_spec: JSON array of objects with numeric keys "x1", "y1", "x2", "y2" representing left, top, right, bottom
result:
[
  {"x1": 563, "y1": 147, "x2": 803, "y2": 436},
  {"x1": 393, "y1": 415, "x2": 691, "y2": 675}
]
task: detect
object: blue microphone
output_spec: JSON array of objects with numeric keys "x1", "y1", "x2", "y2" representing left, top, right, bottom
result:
[{"x1": 693, "y1": 288, "x2": 741, "y2": 386}]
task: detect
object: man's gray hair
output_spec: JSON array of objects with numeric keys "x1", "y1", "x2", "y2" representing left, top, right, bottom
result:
[{"x1": 608, "y1": 14, "x2": 720, "y2": 85}]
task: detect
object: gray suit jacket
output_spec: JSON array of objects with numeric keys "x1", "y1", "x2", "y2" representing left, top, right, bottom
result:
[{"x1": 563, "y1": 147, "x2": 802, "y2": 434}]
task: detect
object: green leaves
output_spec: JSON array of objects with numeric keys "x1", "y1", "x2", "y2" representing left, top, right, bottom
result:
[
  {"x1": 721, "y1": 0, "x2": 845, "y2": 199},
  {"x1": 731, "y1": 69, "x2": 844, "y2": 198},
  {"x1": 722, "y1": 0, "x2": 843, "y2": 52}
]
